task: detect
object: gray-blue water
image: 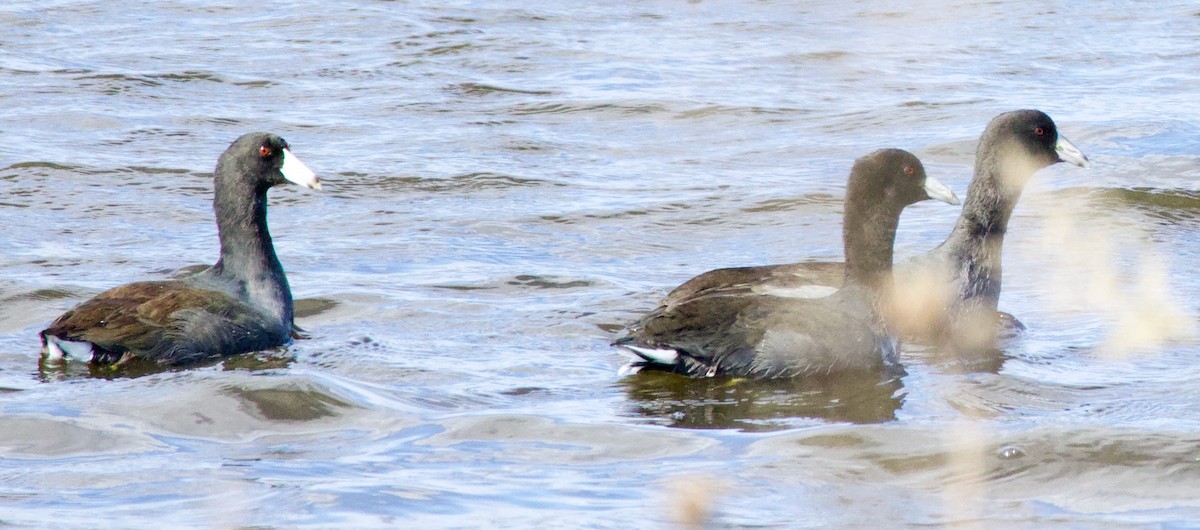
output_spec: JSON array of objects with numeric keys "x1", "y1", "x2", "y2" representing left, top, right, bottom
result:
[{"x1": 3, "y1": 1, "x2": 1200, "y2": 528}]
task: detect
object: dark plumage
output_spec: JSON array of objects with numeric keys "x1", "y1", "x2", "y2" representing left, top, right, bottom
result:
[
  {"x1": 614, "y1": 149, "x2": 960, "y2": 378},
  {"x1": 40, "y1": 132, "x2": 321, "y2": 366},
  {"x1": 657, "y1": 110, "x2": 1089, "y2": 349}
]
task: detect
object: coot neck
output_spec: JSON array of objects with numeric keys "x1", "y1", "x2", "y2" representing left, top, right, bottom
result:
[
  {"x1": 211, "y1": 179, "x2": 293, "y2": 327},
  {"x1": 953, "y1": 144, "x2": 1031, "y2": 240},
  {"x1": 944, "y1": 141, "x2": 1042, "y2": 306},
  {"x1": 841, "y1": 191, "x2": 901, "y2": 295}
]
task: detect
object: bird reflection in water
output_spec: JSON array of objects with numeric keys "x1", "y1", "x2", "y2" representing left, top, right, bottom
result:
[{"x1": 620, "y1": 369, "x2": 905, "y2": 431}]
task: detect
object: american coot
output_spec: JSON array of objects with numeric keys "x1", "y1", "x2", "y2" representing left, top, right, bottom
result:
[
  {"x1": 657, "y1": 110, "x2": 1089, "y2": 349},
  {"x1": 40, "y1": 132, "x2": 321, "y2": 367},
  {"x1": 614, "y1": 149, "x2": 960, "y2": 378}
]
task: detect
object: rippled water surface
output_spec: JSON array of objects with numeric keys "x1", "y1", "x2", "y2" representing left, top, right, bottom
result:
[{"x1": 3, "y1": 1, "x2": 1200, "y2": 528}]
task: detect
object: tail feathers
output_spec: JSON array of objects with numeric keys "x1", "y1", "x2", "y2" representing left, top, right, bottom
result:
[{"x1": 614, "y1": 340, "x2": 723, "y2": 377}]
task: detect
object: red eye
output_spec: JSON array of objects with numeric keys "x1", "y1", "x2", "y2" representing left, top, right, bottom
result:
[
  {"x1": 1033, "y1": 126, "x2": 1045, "y2": 136},
  {"x1": 904, "y1": 166, "x2": 915, "y2": 176},
  {"x1": 259, "y1": 145, "x2": 272, "y2": 157}
]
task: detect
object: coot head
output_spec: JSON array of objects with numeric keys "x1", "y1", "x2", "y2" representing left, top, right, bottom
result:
[
  {"x1": 850, "y1": 148, "x2": 960, "y2": 211},
  {"x1": 985, "y1": 110, "x2": 1090, "y2": 183},
  {"x1": 218, "y1": 132, "x2": 322, "y2": 192}
]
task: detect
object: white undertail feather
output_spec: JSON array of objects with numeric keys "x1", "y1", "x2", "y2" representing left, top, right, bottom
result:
[
  {"x1": 42, "y1": 336, "x2": 95, "y2": 362},
  {"x1": 621, "y1": 344, "x2": 680, "y2": 365}
]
